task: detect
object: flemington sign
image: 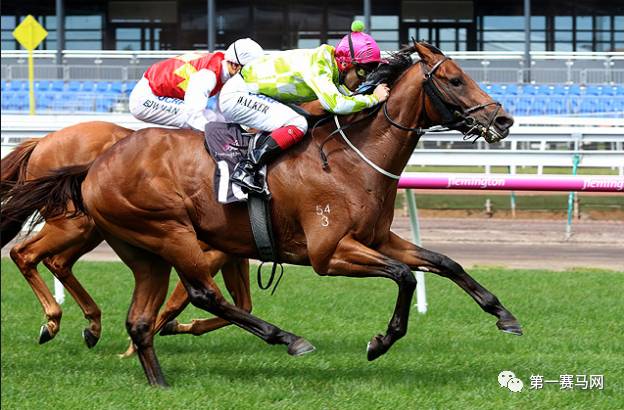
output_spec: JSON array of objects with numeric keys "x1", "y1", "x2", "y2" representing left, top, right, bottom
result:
[{"x1": 398, "y1": 173, "x2": 624, "y2": 192}]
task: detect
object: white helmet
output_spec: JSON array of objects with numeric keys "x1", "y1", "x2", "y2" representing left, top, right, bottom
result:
[{"x1": 224, "y1": 38, "x2": 263, "y2": 66}]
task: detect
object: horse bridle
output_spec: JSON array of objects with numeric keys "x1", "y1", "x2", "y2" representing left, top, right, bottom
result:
[{"x1": 383, "y1": 56, "x2": 504, "y2": 143}]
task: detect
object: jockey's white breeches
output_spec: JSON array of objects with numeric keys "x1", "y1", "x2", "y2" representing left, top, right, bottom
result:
[
  {"x1": 218, "y1": 74, "x2": 308, "y2": 133},
  {"x1": 129, "y1": 77, "x2": 224, "y2": 131}
]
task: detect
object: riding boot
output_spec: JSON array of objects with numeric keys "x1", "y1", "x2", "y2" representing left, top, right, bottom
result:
[{"x1": 231, "y1": 132, "x2": 283, "y2": 196}]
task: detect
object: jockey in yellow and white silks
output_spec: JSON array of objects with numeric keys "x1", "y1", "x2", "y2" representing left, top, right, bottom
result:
[
  {"x1": 129, "y1": 38, "x2": 263, "y2": 131},
  {"x1": 219, "y1": 21, "x2": 390, "y2": 196}
]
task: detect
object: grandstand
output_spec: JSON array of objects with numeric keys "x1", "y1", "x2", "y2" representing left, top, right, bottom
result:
[{"x1": 1, "y1": 50, "x2": 623, "y2": 117}]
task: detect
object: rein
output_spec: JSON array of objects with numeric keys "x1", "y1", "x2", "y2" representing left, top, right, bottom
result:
[{"x1": 316, "y1": 52, "x2": 505, "y2": 179}]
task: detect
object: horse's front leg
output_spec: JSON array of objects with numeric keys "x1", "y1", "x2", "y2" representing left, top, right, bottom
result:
[
  {"x1": 377, "y1": 231, "x2": 522, "y2": 335},
  {"x1": 319, "y1": 235, "x2": 417, "y2": 361}
]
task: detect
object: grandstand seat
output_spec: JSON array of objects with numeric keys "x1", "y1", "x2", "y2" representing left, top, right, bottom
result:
[
  {"x1": 504, "y1": 83, "x2": 519, "y2": 95},
  {"x1": 124, "y1": 80, "x2": 138, "y2": 94},
  {"x1": 546, "y1": 97, "x2": 566, "y2": 115},
  {"x1": 50, "y1": 80, "x2": 65, "y2": 92},
  {"x1": 530, "y1": 96, "x2": 548, "y2": 115},
  {"x1": 36, "y1": 80, "x2": 51, "y2": 91},
  {"x1": 614, "y1": 85, "x2": 624, "y2": 96},
  {"x1": 8, "y1": 80, "x2": 27, "y2": 91},
  {"x1": 499, "y1": 96, "x2": 516, "y2": 112},
  {"x1": 514, "y1": 96, "x2": 533, "y2": 116},
  {"x1": 0, "y1": 80, "x2": 6, "y2": 91},
  {"x1": 553, "y1": 85, "x2": 568, "y2": 95},
  {"x1": 579, "y1": 98, "x2": 598, "y2": 114},
  {"x1": 82, "y1": 81, "x2": 96, "y2": 92},
  {"x1": 568, "y1": 84, "x2": 581, "y2": 95},
  {"x1": 585, "y1": 85, "x2": 602, "y2": 96},
  {"x1": 68, "y1": 81, "x2": 82, "y2": 92},
  {"x1": 110, "y1": 81, "x2": 124, "y2": 93},
  {"x1": 522, "y1": 84, "x2": 538, "y2": 95},
  {"x1": 95, "y1": 81, "x2": 111, "y2": 92},
  {"x1": 537, "y1": 85, "x2": 553, "y2": 95},
  {"x1": 490, "y1": 83, "x2": 504, "y2": 96}
]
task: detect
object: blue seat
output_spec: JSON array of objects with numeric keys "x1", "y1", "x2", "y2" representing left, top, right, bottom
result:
[
  {"x1": 537, "y1": 85, "x2": 553, "y2": 95},
  {"x1": 490, "y1": 83, "x2": 504, "y2": 96},
  {"x1": 35, "y1": 80, "x2": 51, "y2": 91},
  {"x1": 579, "y1": 98, "x2": 598, "y2": 114},
  {"x1": 568, "y1": 84, "x2": 582, "y2": 96},
  {"x1": 505, "y1": 83, "x2": 519, "y2": 95},
  {"x1": 95, "y1": 81, "x2": 111, "y2": 92},
  {"x1": 522, "y1": 84, "x2": 538, "y2": 95},
  {"x1": 585, "y1": 85, "x2": 602, "y2": 96},
  {"x1": 68, "y1": 81, "x2": 81, "y2": 92},
  {"x1": 81, "y1": 81, "x2": 95, "y2": 92},
  {"x1": 615, "y1": 86, "x2": 624, "y2": 96},
  {"x1": 51, "y1": 80, "x2": 65, "y2": 91},
  {"x1": 596, "y1": 98, "x2": 612, "y2": 114},
  {"x1": 546, "y1": 97, "x2": 566, "y2": 115},
  {"x1": 124, "y1": 80, "x2": 138, "y2": 94},
  {"x1": 0, "y1": 80, "x2": 6, "y2": 91},
  {"x1": 8, "y1": 80, "x2": 27, "y2": 91},
  {"x1": 110, "y1": 81, "x2": 123, "y2": 93},
  {"x1": 553, "y1": 85, "x2": 567, "y2": 95},
  {"x1": 514, "y1": 96, "x2": 533, "y2": 116},
  {"x1": 530, "y1": 96, "x2": 548, "y2": 115}
]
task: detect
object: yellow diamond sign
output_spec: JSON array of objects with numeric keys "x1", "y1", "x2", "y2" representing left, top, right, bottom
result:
[{"x1": 13, "y1": 15, "x2": 48, "y2": 51}]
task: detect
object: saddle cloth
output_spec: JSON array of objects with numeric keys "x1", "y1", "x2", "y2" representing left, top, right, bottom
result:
[{"x1": 204, "y1": 122, "x2": 267, "y2": 204}]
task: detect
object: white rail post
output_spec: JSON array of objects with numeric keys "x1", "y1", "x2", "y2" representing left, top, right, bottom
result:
[{"x1": 406, "y1": 189, "x2": 427, "y2": 314}]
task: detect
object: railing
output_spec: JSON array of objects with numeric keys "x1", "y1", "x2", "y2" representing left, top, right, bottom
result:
[
  {"x1": 3, "y1": 49, "x2": 624, "y2": 84},
  {"x1": 2, "y1": 114, "x2": 623, "y2": 175}
]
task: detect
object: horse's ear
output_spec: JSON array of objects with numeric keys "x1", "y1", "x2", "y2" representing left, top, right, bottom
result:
[{"x1": 414, "y1": 41, "x2": 444, "y2": 65}]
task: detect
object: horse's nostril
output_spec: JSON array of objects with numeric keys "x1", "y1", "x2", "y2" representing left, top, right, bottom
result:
[{"x1": 495, "y1": 115, "x2": 514, "y2": 129}]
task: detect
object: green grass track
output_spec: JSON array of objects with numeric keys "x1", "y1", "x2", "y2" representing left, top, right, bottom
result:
[{"x1": 2, "y1": 259, "x2": 622, "y2": 409}]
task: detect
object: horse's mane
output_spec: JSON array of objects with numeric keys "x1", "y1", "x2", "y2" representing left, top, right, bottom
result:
[
  {"x1": 364, "y1": 42, "x2": 446, "y2": 88},
  {"x1": 365, "y1": 45, "x2": 417, "y2": 87}
]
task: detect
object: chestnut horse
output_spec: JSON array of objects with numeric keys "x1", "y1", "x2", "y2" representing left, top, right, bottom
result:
[
  {"x1": 1, "y1": 122, "x2": 252, "y2": 349},
  {"x1": 4, "y1": 43, "x2": 521, "y2": 386}
]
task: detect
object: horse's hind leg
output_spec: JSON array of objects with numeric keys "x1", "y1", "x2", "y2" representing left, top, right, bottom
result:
[
  {"x1": 161, "y1": 257, "x2": 251, "y2": 336},
  {"x1": 10, "y1": 227, "x2": 64, "y2": 344},
  {"x1": 10, "y1": 217, "x2": 105, "y2": 346},
  {"x1": 103, "y1": 234, "x2": 171, "y2": 387},
  {"x1": 42, "y1": 226, "x2": 105, "y2": 348},
  {"x1": 378, "y1": 231, "x2": 522, "y2": 335}
]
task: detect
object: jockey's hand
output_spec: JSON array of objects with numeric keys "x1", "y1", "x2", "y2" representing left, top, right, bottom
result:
[
  {"x1": 373, "y1": 84, "x2": 390, "y2": 102},
  {"x1": 299, "y1": 100, "x2": 326, "y2": 117}
]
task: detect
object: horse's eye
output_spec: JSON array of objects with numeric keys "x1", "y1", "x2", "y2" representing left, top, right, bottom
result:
[{"x1": 450, "y1": 78, "x2": 462, "y2": 87}]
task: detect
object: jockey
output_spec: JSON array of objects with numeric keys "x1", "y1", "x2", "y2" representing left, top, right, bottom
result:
[
  {"x1": 129, "y1": 38, "x2": 263, "y2": 131},
  {"x1": 219, "y1": 21, "x2": 390, "y2": 196}
]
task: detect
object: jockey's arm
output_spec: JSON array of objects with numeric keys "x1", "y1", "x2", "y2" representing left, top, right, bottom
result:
[
  {"x1": 184, "y1": 69, "x2": 217, "y2": 112},
  {"x1": 305, "y1": 73, "x2": 381, "y2": 115}
]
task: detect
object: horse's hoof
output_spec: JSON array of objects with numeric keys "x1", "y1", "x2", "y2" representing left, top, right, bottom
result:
[
  {"x1": 287, "y1": 338, "x2": 316, "y2": 356},
  {"x1": 159, "y1": 320, "x2": 179, "y2": 336},
  {"x1": 83, "y1": 328, "x2": 100, "y2": 348},
  {"x1": 38, "y1": 325, "x2": 55, "y2": 345},
  {"x1": 497, "y1": 319, "x2": 523, "y2": 336},
  {"x1": 366, "y1": 334, "x2": 388, "y2": 361}
]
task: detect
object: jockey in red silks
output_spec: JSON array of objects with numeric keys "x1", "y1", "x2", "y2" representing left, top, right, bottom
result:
[
  {"x1": 129, "y1": 38, "x2": 263, "y2": 132},
  {"x1": 219, "y1": 21, "x2": 390, "y2": 197}
]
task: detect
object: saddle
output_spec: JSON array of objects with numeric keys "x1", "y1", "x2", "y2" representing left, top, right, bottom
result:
[{"x1": 203, "y1": 100, "x2": 329, "y2": 264}]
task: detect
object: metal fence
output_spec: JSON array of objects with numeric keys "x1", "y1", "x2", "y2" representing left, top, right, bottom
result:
[{"x1": 2, "y1": 50, "x2": 624, "y2": 84}]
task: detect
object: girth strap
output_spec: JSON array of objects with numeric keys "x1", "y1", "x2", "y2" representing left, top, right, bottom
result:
[{"x1": 247, "y1": 193, "x2": 284, "y2": 295}]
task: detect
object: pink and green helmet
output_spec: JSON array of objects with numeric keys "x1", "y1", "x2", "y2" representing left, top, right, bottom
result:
[{"x1": 335, "y1": 20, "x2": 384, "y2": 72}]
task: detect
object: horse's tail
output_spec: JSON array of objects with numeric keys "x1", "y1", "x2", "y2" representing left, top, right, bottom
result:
[
  {"x1": 1, "y1": 163, "x2": 91, "y2": 247},
  {"x1": 0, "y1": 138, "x2": 39, "y2": 199}
]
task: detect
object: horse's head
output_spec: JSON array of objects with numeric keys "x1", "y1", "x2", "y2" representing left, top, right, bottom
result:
[{"x1": 412, "y1": 42, "x2": 513, "y2": 142}]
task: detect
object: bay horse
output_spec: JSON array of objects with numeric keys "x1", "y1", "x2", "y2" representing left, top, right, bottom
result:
[
  {"x1": 4, "y1": 42, "x2": 520, "y2": 386},
  {"x1": 1, "y1": 122, "x2": 252, "y2": 350}
]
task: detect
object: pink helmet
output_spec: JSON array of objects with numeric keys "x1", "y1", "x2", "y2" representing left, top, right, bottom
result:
[{"x1": 335, "y1": 20, "x2": 383, "y2": 72}]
